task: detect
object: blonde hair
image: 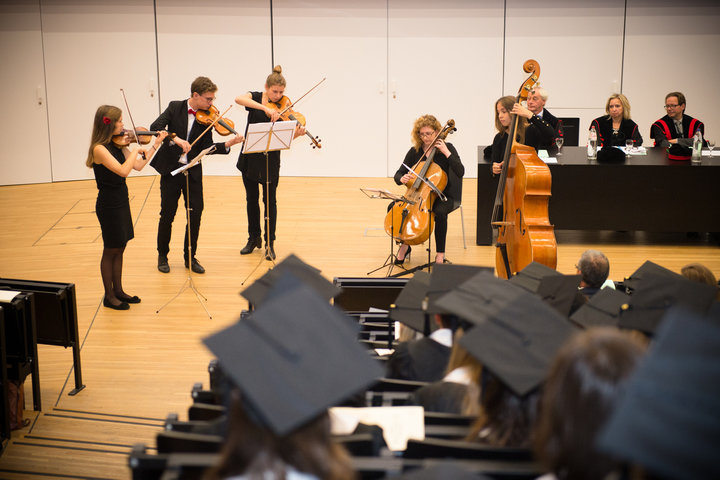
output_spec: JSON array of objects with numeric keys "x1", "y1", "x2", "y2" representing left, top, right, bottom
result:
[
  {"x1": 265, "y1": 65, "x2": 286, "y2": 88},
  {"x1": 410, "y1": 114, "x2": 442, "y2": 151},
  {"x1": 445, "y1": 328, "x2": 484, "y2": 416},
  {"x1": 605, "y1": 93, "x2": 631, "y2": 120},
  {"x1": 85, "y1": 105, "x2": 121, "y2": 168},
  {"x1": 494, "y1": 96, "x2": 526, "y2": 143}
]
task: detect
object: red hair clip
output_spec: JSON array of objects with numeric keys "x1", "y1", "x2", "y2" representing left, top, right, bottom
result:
[{"x1": 102, "y1": 116, "x2": 111, "y2": 125}]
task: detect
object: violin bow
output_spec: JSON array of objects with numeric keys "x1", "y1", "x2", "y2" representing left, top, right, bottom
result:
[
  {"x1": 277, "y1": 77, "x2": 327, "y2": 116},
  {"x1": 119, "y1": 88, "x2": 142, "y2": 146}
]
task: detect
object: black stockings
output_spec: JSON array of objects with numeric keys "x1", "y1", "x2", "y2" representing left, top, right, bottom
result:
[{"x1": 100, "y1": 246, "x2": 127, "y2": 305}]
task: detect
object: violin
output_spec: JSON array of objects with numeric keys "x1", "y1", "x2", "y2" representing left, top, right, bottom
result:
[
  {"x1": 384, "y1": 119, "x2": 456, "y2": 246},
  {"x1": 195, "y1": 105, "x2": 240, "y2": 136},
  {"x1": 266, "y1": 95, "x2": 322, "y2": 149},
  {"x1": 112, "y1": 127, "x2": 173, "y2": 147}
]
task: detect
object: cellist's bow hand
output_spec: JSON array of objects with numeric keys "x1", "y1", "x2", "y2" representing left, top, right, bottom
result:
[
  {"x1": 434, "y1": 138, "x2": 451, "y2": 157},
  {"x1": 400, "y1": 172, "x2": 415, "y2": 184}
]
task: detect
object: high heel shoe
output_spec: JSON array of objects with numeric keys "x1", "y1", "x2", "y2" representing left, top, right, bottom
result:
[{"x1": 394, "y1": 245, "x2": 411, "y2": 265}]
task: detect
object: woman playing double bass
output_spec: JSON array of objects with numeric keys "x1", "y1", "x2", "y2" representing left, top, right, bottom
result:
[
  {"x1": 392, "y1": 115, "x2": 464, "y2": 265},
  {"x1": 491, "y1": 96, "x2": 555, "y2": 175}
]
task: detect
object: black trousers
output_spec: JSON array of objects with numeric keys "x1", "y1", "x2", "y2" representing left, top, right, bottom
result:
[
  {"x1": 242, "y1": 174, "x2": 277, "y2": 243},
  {"x1": 157, "y1": 172, "x2": 203, "y2": 259}
]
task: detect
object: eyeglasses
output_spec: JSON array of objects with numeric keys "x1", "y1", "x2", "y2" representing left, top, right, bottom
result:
[
  {"x1": 201, "y1": 95, "x2": 215, "y2": 102},
  {"x1": 664, "y1": 104, "x2": 681, "y2": 109},
  {"x1": 418, "y1": 132, "x2": 436, "y2": 138}
]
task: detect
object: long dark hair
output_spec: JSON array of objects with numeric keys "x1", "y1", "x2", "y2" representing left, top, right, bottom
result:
[
  {"x1": 533, "y1": 328, "x2": 645, "y2": 480},
  {"x1": 204, "y1": 393, "x2": 356, "y2": 480},
  {"x1": 86, "y1": 105, "x2": 121, "y2": 167}
]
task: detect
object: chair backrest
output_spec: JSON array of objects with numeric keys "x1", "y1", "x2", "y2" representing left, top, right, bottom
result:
[
  {"x1": 557, "y1": 117, "x2": 580, "y2": 146},
  {"x1": 155, "y1": 430, "x2": 222, "y2": 454},
  {"x1": 333, "y1": 277, "x2": 408, "y2": 311},
  {"x1": 403, "y1": 437, "x2": 533, "y2": 461}
]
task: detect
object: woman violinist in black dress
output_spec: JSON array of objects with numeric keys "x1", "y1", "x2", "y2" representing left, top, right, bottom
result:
[{"x1": 85, "y1": 105, "x2": 167, "y2": 310}]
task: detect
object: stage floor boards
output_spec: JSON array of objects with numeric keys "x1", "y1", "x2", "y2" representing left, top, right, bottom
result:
[{"x1": 1, "y1": 176, "x2": 718, "y2": 478}]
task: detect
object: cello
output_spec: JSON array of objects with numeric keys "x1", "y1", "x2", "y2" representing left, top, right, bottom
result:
[
  {"x1": 384, "y1": 119, "x2": 456, "y2": 246},
  {"x1": 491, "y1": 60, "x2": 557, "y2": 279}
]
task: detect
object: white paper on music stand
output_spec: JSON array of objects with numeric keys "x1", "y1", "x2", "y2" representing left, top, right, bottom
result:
[
  {"x1": 242, "y1": 120, "x2": 297, "y2": 154},
  {"x1": 171, "y1": 145, "x2": 216, "y2": 176}
]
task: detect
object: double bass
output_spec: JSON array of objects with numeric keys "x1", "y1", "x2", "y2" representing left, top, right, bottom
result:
[
  {"x1": 491, "y1": 60, "x2": 557, "y2": 279},
  {"x1": 384, "y1": 119, "x2": 456, "y2": 246}
]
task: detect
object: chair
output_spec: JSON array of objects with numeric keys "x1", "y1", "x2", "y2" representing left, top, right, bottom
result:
[
  {"x1": 187, "y1": 403, "x2": 225, "y2": 422},
  {"x1": 365, "y1": 378, "x2": 428, "y2": 407},
  {"x1": 403, "y1": 437, "x2": 533, "y2": 461},
  {"x1": 155, "y1": 430, "x2": 222, "y2": 454}
]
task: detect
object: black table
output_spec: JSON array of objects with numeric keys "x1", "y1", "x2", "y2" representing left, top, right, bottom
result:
[{"x1": 476, "y1": 146, "x2": 720, "y2": 245}]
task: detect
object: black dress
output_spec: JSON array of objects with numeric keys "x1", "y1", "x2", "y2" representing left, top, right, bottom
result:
[{"x1": 93, "y1": 143, "x2": 133, "y2": 248}]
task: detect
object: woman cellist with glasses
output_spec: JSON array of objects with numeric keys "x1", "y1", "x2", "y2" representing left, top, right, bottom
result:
[{"x1": 390, "y1": 115, "x2": 464, "y2": 265}]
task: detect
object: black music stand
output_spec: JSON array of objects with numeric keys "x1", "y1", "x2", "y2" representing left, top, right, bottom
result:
[
  {"x1": 240, "y1": 120, "x2": 296, "y2": 284},
  {"x1": 361, "y1": 188, "x2": 408, "y2": 277},
  {"x1": 156, "y1": 145, "x2": 216, "y2": 319}
]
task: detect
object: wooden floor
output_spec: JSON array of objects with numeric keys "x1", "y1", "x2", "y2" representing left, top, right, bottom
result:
[{"x1": 0, "y1": 176, "x2": 718, "y2": 479}]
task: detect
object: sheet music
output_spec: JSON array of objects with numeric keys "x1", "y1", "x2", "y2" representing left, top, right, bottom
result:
[{"x1": 242, "y1": 120, "x2": 297, "y2": 154}]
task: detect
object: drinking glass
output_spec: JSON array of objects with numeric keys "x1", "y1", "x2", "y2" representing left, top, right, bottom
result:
[
  {"x1": 708, "y1": 139, "x2": 716, "y2": 156},
  {"x1": 625, "y1": 139, "x2": 634, "y2": 153},
  {"x1": 555, "y1": 136, "x2": 564, "y2": 155}
]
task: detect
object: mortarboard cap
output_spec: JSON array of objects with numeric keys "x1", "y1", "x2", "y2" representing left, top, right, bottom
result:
[
  {"x1": 388, "y1": 271, "x2": 431, "y2": 333},
  {"x1": 436, "y1": 271, "x2": 578, "y2": 396},
  {"x1": 458, "y1": 289, "x2": 578, "y2": 396},
  {"x1": 621, "y1": 260, "x2": 677, "y2": 293},
  {"x1": 434, "y1": 271, "x2": 527, "y2": 326},
  {"x1": 597, "y1": 307, "x2": 720, "y2": 480},
  {"x1": 509, "y1": 262, "x2": 582, "y2": 316},
  {"x1": 240, "y1": 253, "x2": 340, "y2": 308},
  {"x1": 569, "y1": 287, "x2": 630, "y2": 329},
  {"x1": 426, "y1": 264, "x2": 494, "y2": 316},
  {"x1": 205, "y1": 280, "x2": 384, "y2": 435},
  {"x1": 618, "y1": 272, "x2": 717, "y2": 335}
]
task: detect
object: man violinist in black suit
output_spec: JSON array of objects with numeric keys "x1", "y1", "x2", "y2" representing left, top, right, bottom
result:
[{"x1": 150, "y1": 76, "x2": 243, "y2": 274}]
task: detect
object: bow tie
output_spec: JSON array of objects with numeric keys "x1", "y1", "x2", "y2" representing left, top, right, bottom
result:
[{"x1": 188, "y1": 108, "x2": 196, "y2": 115}]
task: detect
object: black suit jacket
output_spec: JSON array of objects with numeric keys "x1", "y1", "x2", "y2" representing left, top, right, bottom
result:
[
  {"x1": 150, "y1": 100, "x2": 230, "y2": 178},
  {"x1": 386, "y1": 337, "x2": 452, "y2": 382}
]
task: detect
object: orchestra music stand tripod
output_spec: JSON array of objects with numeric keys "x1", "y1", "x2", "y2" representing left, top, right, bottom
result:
[
  {"x1": 361, "y1": 188, "x2": 408, "y2": 276},
  {"x1": 240, "y1": 120, "x2": 297, "y2": 284},
  {"x1": 156, "y1": 145, "x2": 216, "y2": 319}
]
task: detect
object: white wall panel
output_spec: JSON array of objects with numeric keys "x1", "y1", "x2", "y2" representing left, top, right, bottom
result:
[
  {"x1": 623, "y1": 0, "x2": 720, "y2": 146},
  {"x1": 0, "y1": 2, "x2": 51, "y2": 185},
  {"x1": 388, "y1": 0, "x2": 505, "y2": 179},
  {"x1": 505, "y1": 0, "x2": 625, "y2": 137},
  {"x1": 41, "y1": 0, "x2": 158, "y2": 182},
  {"x1": 155, "y1": 0, "x2": 271, "y2": 176},
  {"x1": 272, "y1": 1, "x2": 388, "y2": 177}
]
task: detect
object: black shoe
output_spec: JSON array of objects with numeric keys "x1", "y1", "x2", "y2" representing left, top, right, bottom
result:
[
  {"x1": 265, "y1": 244, "x2": 276, "y2": 261},
  {"x1": 240, "y1": 236, "x2": 262, "y2": 255},
  {"x1": 116, "y1": 293, "x2": 141, "y2": 304},
  {"x1": 394, "y1": 245, "x2": 411, "y2": 265},
  {"x1": 185, "y1": 257, "x2": 205, "y2": 274},
  {"x1": 158, "y1": 255, "x2": 170, "y2": 273},
  {"x1": 103, "y1": 297, "x2": 130, "y2": 310}
]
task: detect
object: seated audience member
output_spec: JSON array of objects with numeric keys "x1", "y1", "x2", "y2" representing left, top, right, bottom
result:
[
  {"x1": 408, "y1": 327, "x2": 483, "y2": 415},
  {"x1": 597, "y1": 308, "x2": 720, "y2": 480},
  {"x1": 533, "y1": 328, "x2": 646, "y2": 480},
  {"x1": 650, "y1": 91, "x2": 705, "y2": 148},
  {"x1": 576, "y1": 250, "x2": 611, "y2": 298},
  {"x1": 203, "y1": 279, "x2": 383, "y2": 480},
  {"x1": 491, "y1": 96, "x2": 555, "y2": 174},
  {"x1": 681, "y1": 262, "x2": 719, "y2": 300},
  {"x1": 428, "y1": 272, "x2": 578, "y2": 448},
  {"x1": 526, "y1": 86, "x2": 561, "y2": 150},
  {"x1": 386, "y1": 313, "x2": 454, "y2": 382},
  {"x1": 590, "y1": 93, "x2": 643, "y2": 147}
]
